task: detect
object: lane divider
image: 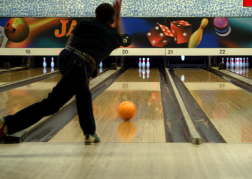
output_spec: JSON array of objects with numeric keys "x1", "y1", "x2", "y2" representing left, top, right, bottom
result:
[{"x1": 165, "y1": 68, "x2": 202, "y2": 145}]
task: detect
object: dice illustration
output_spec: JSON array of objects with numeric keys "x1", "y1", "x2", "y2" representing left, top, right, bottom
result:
[
  {"x1": 170, "y1": 20, "x2": 192, "y2": 44},
  {"x1": 146, "y1": 23, "x2": 174, "y2": 47}
]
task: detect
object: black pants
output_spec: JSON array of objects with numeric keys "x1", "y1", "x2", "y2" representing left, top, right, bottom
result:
[{"x1": 4, "y1": 49, "x2": 96, "y2": 135}]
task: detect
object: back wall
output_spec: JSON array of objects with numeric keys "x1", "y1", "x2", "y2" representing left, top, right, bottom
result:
[{"x1": 0, "y1": 0, "x2": 251, "y2": 17}]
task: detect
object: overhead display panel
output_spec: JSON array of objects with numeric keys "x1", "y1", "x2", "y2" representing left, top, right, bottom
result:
[{"x1": 0, "y1": 17, "x2": 251, "y2": 56}]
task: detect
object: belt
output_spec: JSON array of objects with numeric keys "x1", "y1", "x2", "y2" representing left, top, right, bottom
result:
[{"x1": 65, "y1": 45, "x2": 96, "y2": 71}]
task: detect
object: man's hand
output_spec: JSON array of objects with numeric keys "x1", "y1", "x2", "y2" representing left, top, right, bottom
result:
[
  {"x1": 112, "y1": 0, "x2": 122, "y2": 34},
  {"x1": 113, "y1": 0, "x2": 122, "y2": 16}
]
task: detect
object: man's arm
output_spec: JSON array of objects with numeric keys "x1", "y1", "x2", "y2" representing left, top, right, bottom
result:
[
  {"x1": 65, "y1": 33, "x2": 76, "y2": 47},
  {"x1": 113, "y1": 0, "x2": 122, "y2": 34}
]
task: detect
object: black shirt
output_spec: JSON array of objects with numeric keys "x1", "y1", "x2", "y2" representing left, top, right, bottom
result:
[{"x1": 70, "y1": 19, "x2": 122, "y2": 65}]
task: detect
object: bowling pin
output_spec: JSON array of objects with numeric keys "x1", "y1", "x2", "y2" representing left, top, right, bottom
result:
[
  {"x1": 239, "y1": 68, "x2": 243, "y2": 76},
  {"x1": 235, "y1": 58, "x2": 239, "y2": 68},
  {"x1": 142, "y1": 58, "x2": 145, "y2": 68},
  {"x1": 146, "y1": 58, "x2": 150, "y2": 68},
  {"x1": 181, "y1": 75, "x2": 185, "y2": 82},
  {"x1": 235, "y1": 67, "x2": 239, "y2": 74},
  {"x1": 51, "y1": 57, "x2": 54, "y2": 68},
  {"x1": 139, "y1": 67, "x2": 141, "y2": 77},
  {"x1": 99, "y1": 67, "x2": 103, "y2": 73},
  {"x1": 43, "y1": 67, "x2": 47, "y2": 74},
  {"x1": 246, "y1": 57, "x2": 249, "y2": 68},
  {"x1": 222, "y1": 57, "x2": 224, "y2": 64},
  {"x1": 138, "y1": 58, "x2": 141, "y2": 68},
  {"x1": 142, "y1": 69, "x2": 145, "y2": 79},
  {"x1": 147, "y1": 68, "x2": 150, "y2": 79},
  {"x1": 230, "y1": 58, "x2": 234, "y2": 69},
  {"x1": 181, "y1": 55, "x2": 185, "y2": 61},
  {"x1": 226, "y1": 57, "x2": 229, "y2": 68},
  {"x1": 243, "y1": 68, "x2": 246, "y2": 76},
  {"x1": 239, "y1": 58, "x2": 242, "y2": 68},
  {"x1": 43, "y1": 57, "x2": 47, "y2": 68},
  {"x1": 99, "y1": 62, "x2": 103, "y2": 68},
  {"x1": 246, "y1": 68, "x2": 249, "y2": 77},
  {"x1": 243, "y1": 58, "x2": 246, "y2": 68},
  {"x1": 188, "y1": 18, "x2": 208, "y2": 48}
]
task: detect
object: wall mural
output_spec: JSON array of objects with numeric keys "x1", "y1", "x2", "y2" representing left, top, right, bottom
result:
[{"x1": 0, "y1": 17, "x2": 252, "y2": 49}]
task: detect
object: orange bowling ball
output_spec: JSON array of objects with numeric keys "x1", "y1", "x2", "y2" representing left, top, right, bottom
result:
[{"x1": 118, "y1": 101, "x2": 136, "y2": 120}]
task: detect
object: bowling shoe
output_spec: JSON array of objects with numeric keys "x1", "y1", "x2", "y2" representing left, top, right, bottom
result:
[
  {"x1": 85, "y1": 133, "x2": 100, "y2": 145},
  {"x1": 0, "y1": 117, "x2": 8, "y2": 139}
]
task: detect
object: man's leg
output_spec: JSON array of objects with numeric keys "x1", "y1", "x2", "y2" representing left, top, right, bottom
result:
[
  {"x1": 4, "y1": 62, "x2": 86, "y2": 135},
  {"x1": 75, "y1": 83, "x2": 96, "y2": 135},
  {"x1": 75, "y1": 71, "x2": 100, "y2": 144}
]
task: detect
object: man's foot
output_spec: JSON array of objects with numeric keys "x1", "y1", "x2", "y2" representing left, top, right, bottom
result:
[
  {"x1": 85, "y1": 134, "x2": 100, "y2": 145},
  {"x1": 0, "y1": 117, "x2": 8, "y2": 139}
]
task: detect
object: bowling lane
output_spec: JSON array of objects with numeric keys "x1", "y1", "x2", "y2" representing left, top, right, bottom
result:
[
  {"x1": 0, "y1": 74, "x2": 62, "y2": 117},
  {"x1": 228, "y1": 68, "x2": 252, "y2": 79},
  {"x1": 247, "y1": 68, "x2": 252, "y2": 79},
  {"x1": 0, "y1": 67, "x2": 109, "y2": 118},
  {"x1": 0, "y1": 68, "x2": 57, "y2": 86},
  {"x1": 50, "y1": 69, "x2": 166, "y2": 143},
  {"x1": 175, "y1": 68, "x2": 252, "y2": 143}
]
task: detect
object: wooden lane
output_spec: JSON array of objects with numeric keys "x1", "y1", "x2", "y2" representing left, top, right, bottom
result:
[
  {"x1": 247, "y1": 68, "x2": 252, "y2": 79},
  {"x1": 227, "y1": 68, "x2": 251, "y2": 79},
  {"x1": 116, "y1": 68, "x2": 158, "y2": 82},
  {"x1": 0, "y1": 74, "x2": 62, "y2": 117},
  {"x1": 0, "y1": 68, "x2": 57, "y2": 86},
  {"x1": 50, "y1": 69, "x2": 166, "y2": 143},
  {"x1": 178, "y1": 68, "x2": 226, "y2": 82},
  {"x1": 1, "y1": 142, "x2": 252, "y2": 179},
  {"x1": 175, "y1": 68, "x2": 252, "y2": 143},
  {"x1": 97, "y1": 67, "x2": 109, "y2": 74},
  {"x1": 0, "y1": 67, "x2": 109, "y2": 121},
  {"x1": 214, "y1": 67, "x2": 252, "y2": 86}
]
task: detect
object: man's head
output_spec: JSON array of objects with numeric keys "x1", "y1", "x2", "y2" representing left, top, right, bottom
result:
[{"x1": 95, "y1": 3, "x2": 115, "y2": 25}]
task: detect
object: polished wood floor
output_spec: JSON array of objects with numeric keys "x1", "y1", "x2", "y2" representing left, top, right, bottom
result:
[
  {"x1": 175, "y1": 68, "x2": 252, "y2": 143},
  {"x1": 0, "y1": 68, "x2": 109, "y2": 118},
  {"x1": 228, "y1": 67, "x2": 251, "y2": 79},
  {"x1": 247, "y1": 68, "x2": 252, "y2": 78},
  {"x1": 1, "y1": 142, "x2": 252, "y2": 179},
  {"x1": 0, "y1": 74, "x2": 62, "y2": 117},
  {"x1": 0, "y1": 68, "x2": 57, "y2": 86},
  {"x1": 50, "y1": 69, "x2": 166, "y2": 143},
  {"x1": 1, "y1": 68, "x2": 252, "y2": 179}
]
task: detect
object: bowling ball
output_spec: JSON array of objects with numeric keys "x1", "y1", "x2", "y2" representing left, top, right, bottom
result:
[
  {"x1": 118, "y1": 101, "x2": 136, "y2": 121},
  {"x1": 4, "y1": 18, "x2": 29, "y2": 42},
  {"x1": 213, "y1": 17, "x2": 229, "y2": 30},
  {"x1": 121, "y1": 34, "x2": 132, "y2": 47}
]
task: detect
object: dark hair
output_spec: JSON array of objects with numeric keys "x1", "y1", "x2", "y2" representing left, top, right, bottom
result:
[{"x1": 95, "y1": 3, "x2": 115, "y2": 24}]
